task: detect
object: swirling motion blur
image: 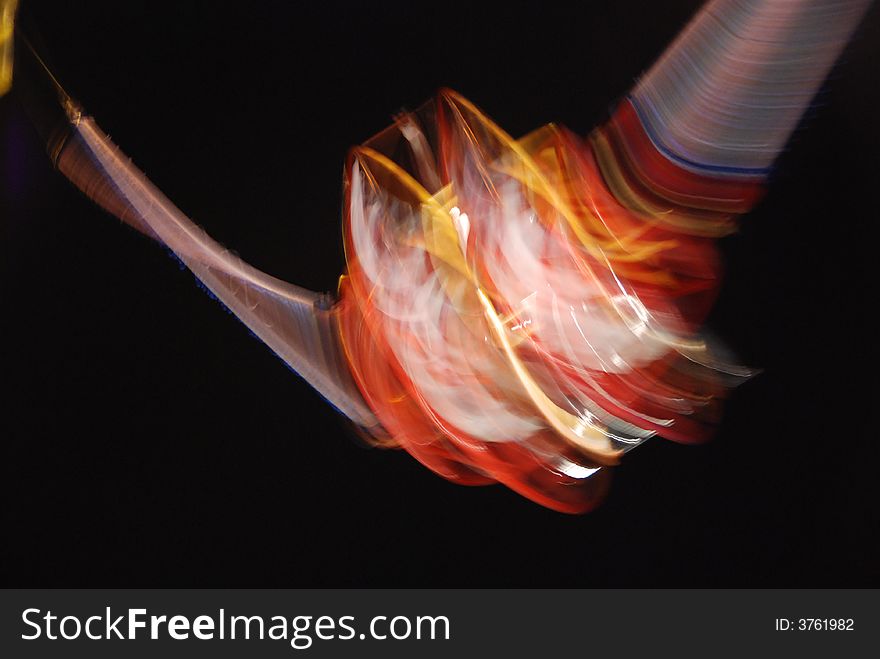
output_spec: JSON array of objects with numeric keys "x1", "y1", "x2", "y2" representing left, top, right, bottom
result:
[
  {"x1": 338, "y1": 91, "x2": 750, "y2": 512},
  {"x1": 3, "y1": 0, "x2": 872, "y2": 511}
]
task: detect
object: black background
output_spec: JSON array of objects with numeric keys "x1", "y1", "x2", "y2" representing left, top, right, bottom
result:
[{"x1": 1, "y1": 0, "x2": 878, "y2": 586}]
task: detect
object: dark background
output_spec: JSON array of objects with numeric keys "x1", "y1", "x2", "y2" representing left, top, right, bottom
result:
[{"x1": 1, "y1": 0, "x2": 878, "y2": 586}]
